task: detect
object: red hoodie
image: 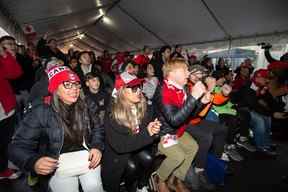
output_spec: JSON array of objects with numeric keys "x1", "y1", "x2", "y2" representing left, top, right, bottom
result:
[{"x1": 0, "y1": 52, "x2": 23, "y2": 114}]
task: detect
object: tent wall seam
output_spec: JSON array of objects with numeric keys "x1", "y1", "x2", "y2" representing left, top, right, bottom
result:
[{"x1": 200, "y1": 0, "x2": 231, "y2": 39}]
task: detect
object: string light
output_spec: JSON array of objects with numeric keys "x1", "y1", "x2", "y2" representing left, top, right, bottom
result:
[
  {"x1": 102, "y1": 16, "x2": 112, "y2": 25},
  {"x1": 78, "y1": 34, "x2": 85, "y2": 39}
]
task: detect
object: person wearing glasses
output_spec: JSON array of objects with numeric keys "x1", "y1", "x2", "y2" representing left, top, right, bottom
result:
[
  {"x1": 102, "y1": 71, "x2": 161, "y2": 192},
  {"x1": 9, "y1": 66, "x2": 104, "y2": 192}
]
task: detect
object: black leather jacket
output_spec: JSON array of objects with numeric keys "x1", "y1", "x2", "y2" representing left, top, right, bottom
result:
[{"x1": 153, "y1": 84, "x2": 203, "y2": 136}]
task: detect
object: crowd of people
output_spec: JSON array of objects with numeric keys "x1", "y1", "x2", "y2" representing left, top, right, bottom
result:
[{"x1": 1, "y1": 33, "x2": 288, "y2": 192}]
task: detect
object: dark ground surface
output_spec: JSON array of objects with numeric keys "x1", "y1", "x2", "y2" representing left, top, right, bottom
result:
[{"x1": 1, "y1": 135, "x2": 288, "y2": 192}]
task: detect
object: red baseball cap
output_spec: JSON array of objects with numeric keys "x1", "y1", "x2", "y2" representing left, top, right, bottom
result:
[
  {"x1": 114, "y1": 72, "x2": 144, "y2": 90},
  {"x1": 112, "y1": 72, "x2": 144, "y2": 97}
]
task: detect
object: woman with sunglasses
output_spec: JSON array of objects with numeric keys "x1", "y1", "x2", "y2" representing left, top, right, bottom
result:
[
  {"x1": 9, "y1": 66, "x2": 104, "y2": 192},
  {"x1": 102, "y1": 72, "x2": 161, "y2": 192}
]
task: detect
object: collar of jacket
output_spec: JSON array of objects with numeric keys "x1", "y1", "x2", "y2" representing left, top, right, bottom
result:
[
  {"x1": 164, "y1": 79, "x2": 184, "y2": 90},
  {"x1": 163, "y1": 79, "x2": 187, "y2": 106}
]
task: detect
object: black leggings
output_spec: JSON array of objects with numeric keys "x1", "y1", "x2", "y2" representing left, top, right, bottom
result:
[
  {"x1": 124, "y1": 149, "x2": 154, "y2": 192},
  {"x1": 0, "y1": 115, "x2": 15, "y2": 171},
  {"x1": 237, "y1": 108, "x2": 251, "y2": 138},
  {"x1": 186, "y1": 120, "x2": 227, "y2": 168}
]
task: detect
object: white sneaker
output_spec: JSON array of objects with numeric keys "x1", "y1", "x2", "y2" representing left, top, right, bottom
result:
[
  {"x1": 136, "y1": 186, "x2": 149, "y2": 192},
  {"x1": 225, "y1": 146, "x2": 244, "y2": 162},
  {"x1": 221, "y1": 152, "x2": 230, "y2": 162}
]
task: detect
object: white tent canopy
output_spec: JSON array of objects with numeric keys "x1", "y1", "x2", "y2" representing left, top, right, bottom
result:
[{"x1": 0, "y1": 0, "x2": 287, "y2": 53}]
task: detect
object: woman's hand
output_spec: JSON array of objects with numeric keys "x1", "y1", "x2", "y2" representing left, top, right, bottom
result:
[
  {"x1": 147, "y1": 118, "x2": 161, "y2": 136},
  {"x1": 34, "y1": 157, "x2": 58, "y2": 175},
  {"x1": 89, "y1": 148, "x2": 102, "y2": 169}
]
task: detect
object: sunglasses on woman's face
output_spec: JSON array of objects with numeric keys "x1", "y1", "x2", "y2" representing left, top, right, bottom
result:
[
  {"x1": 128, "y1": 85, "x2": 142, "y2": 93},
  {"x1": 62, "y1": 81, "x2": 81, "y2": 89}
]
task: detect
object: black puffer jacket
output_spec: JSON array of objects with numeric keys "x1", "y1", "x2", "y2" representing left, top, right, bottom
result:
[
  {"x1": 9, "y1": 98, "x2": 104, "y2": 174},
  {"x1": 153, "y1": 83, "x2": 203, "y2": 137},
  {"x1": 85, "y1": 90, "x2": 109, "y2": 141}
]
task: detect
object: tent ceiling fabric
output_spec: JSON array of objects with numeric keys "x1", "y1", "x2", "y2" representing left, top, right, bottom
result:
[
  {"x1": 1, "y1": 0, "x2": 288, "y2": 52},
  {"x1": 1, "y1": 0, "x2": 111, "y2": 24},
  {"x1": 205, "y1": 0, "x2": 288, "y2": 38},
  {"x1": 118, "y1": 0, "x2": 226, "y2": 45}
]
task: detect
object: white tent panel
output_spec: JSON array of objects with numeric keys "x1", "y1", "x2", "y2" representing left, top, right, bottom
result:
[
  {"x1": 87, "y1": 24, "x2": 137, "y2": 51},
  {"x1": 96, "y1": 6, "x2": 165, "y2": 49},
  {"x1": 120, "y1": 0, "x2": 226, "y2": 45},
  {"x1": 205, "y1": 0, "x2": 288, "y2": 38}
]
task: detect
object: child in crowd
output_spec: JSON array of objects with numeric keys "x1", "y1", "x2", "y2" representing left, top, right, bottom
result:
[
  {"x1": 84, "y1": 72, "x2": 109, "y2": 136},
  {"x1": 142, "y1": 63, "x2": 159, "y2": 105},
  {"x1": 154, "y1": 58, "x2": 208, "y2": 191}
]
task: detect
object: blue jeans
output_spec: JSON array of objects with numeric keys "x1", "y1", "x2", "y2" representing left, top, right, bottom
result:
[
  {"x1": 249, "y1": 111, "x2": 271, "y2": 150},
  {"x1": 205, "y1": 110, "x2": 219, "y2": 122}
]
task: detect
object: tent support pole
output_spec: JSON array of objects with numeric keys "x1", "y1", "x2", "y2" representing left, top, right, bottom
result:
[{"x1": 228, "y1": 38, "x2": 232, "y2": 62}]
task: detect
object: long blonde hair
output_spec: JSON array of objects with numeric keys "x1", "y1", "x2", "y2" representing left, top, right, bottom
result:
[{"x1": 112, "y1": 87, "x2": 147, "y2": 130}]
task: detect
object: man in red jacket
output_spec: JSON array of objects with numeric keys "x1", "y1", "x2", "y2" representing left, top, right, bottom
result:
[{"x1": 0, "y1": 45, "x2": 22, "y2": 179}]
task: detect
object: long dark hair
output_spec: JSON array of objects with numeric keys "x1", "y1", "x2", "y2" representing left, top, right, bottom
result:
[{"x1": 52, "y1": 93, "x2": 90, "y2": 144}]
